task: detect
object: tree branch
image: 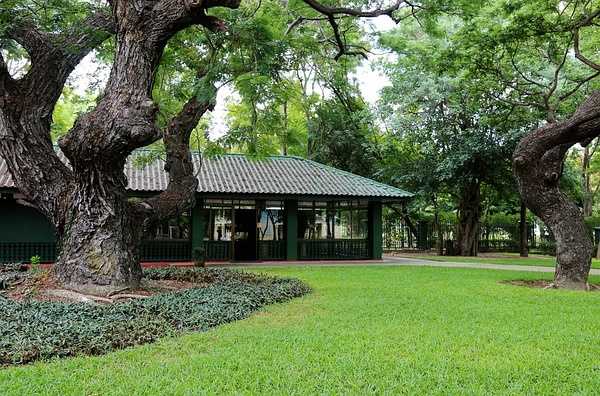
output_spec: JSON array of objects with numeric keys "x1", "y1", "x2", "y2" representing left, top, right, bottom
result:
[
  {"x1": 574, "y1": 28, "x2": 600, "y2": 72},
  {"x1": 141, "y1": 69, "x2": 217, "y2": 222},
  {"x1": 514, "y1": 91, "x2": 600, "y2": 168},
  {"x1": 8, "y1": 11, "x2": 115, "y2": 112},
  {"x1": 302, "y1": 0, "x2": 405, "y2": 18},
  {"x1": 297, "y1": 0, "x2": 414, "y2": 59}
]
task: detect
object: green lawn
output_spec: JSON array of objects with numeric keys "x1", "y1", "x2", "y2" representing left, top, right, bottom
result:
[
  {"x1": 2, "y1": 266, "x2": 600, "y2": 395},
  {"x1": 407, "y1": 253, "x2": 600, "y2": 269}
]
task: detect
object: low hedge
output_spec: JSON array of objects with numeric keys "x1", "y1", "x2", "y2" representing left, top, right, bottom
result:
[{"x1": 0, "y1": 268, "x2": 310, "y2": 366}]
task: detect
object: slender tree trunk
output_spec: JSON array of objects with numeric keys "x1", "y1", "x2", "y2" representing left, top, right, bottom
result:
[
  {"x1": 583, "y1": 145, "x2": 593, "y2": 217},
  {"x1": 433, "y1": 202, "x2": 443, "y2": 256},
  {"x1": 282, "y1": 100, "x2": 288, "y2": 155},
  {"x1": 519, "y1": 201, "x2": 529, "y2": 257},
  {"x1": 456, "y1": 181, "x2": 481, "y2": 256}
]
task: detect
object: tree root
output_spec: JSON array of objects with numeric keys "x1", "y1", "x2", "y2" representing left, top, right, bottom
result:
[{"x1": 44, "y1": 289, "x2": 150, "y2": 304}]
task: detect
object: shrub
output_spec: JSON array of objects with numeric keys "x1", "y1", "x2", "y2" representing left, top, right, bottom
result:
[{"x1": 0, "y1": 268, "x2": 310, "y2": 366}]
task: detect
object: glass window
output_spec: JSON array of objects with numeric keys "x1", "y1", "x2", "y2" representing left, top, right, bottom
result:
[
  {"x1": 258, "y1": 202, "x2": 284, "y2": 241},
  {"x1": 298, "y1": 201, "x2": 336, "y2": 240},
  {"x1": 150, "y1": 214, "x2": 191, "y2": 240},
  {"x1": 352, "y1": 207, "x2": 368, "y2": 239},
  {"x1": 210, "y1": 208, "x2": 232, "y2": 241},
  {"x1": 335, "y1": 206, "x2": 352, "y2": 239},
  {"x1": 298, "y1": 205, "x2": 315, "y2": 239}
]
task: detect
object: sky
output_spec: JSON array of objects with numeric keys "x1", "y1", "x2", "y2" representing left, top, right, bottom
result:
[{"x1": 67, "y1": 16, "x2": 398, "y2": 139}]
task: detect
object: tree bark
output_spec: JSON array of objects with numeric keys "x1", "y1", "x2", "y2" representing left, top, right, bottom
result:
[
  {"x1": 519, "y1": 201, "x2": 528, "y2": 257},
  {"x1": 513, "y1": 91, "x2": 600, "y2": 289},
  {"x1": 456, "y1": 181, "x2": 481, "y2": 256},
  {"x1": 55, "y1": 179, "x2": 143, "y2": 287}
]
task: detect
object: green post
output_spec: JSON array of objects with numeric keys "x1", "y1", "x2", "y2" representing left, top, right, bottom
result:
[
  {"x1": 416, "y1": 221, "x2": 429, "y2": 250},
  {"x1": 285, "y1": 200, "x2": 298, "y2": 260},
  {"x1": 368, "y1": 201, "x2": 383, "y2": 259},
  {"x1": 191, "y1": 199, "x2": 208, "y2": 264}
]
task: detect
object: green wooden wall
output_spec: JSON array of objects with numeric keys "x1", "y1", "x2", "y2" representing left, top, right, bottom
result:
[{"x1": 0, "y1": 199, "x2": 55, "y2": 242}]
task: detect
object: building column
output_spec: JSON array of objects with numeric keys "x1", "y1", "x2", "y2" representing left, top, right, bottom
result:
[
  {"x1": 285, "y1": 200, "x2": 298, "y2": 260},
  {"x1": 191, "y1": 199, "x2": 208, "y2": 262},
  {"x1": 368, "y1": 201, "x2": 383, "y2": 259}
]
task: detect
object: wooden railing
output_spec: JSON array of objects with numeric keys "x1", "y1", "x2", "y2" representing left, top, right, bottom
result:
[
  {"x1": 139, "y1": 240, "x2": 191, "y2": 261},
  {"x1": 298, "y1": 239, "x2": 369, "y2": 260},
  {"x1": 0, "y1": 242, "x2": 57, "y2": 263},
  {"x1": 203, "y1": 241, "x2": 231, "y2": 261},
  {"x1": 1, "y1": 240, "x2": 194, "y2": 263},
  {"x1": 258, "y1": 240, "x2": 285, "y2": 260}
]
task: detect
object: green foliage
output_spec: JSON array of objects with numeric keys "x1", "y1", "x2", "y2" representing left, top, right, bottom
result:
[
  {"x1": 308, "y1": 92, "x2": 380, "y2": 177},
  {"x1": 29, "y1": 255, "x2": 40, "y2": 272},
  {"x1": 0, "y1": 268, "x2": 309, "y2": 366},
  {"x1": 377, "y1": 16, "x2": 535, "y2": 222},
  {"x1": 51, "y1": 88, "x2": 96, "y2": 141}
]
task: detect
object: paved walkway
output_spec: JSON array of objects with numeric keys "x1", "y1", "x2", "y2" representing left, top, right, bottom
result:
[{"x1": 215, "y1": 255, "x2": 600, "y2": 275}]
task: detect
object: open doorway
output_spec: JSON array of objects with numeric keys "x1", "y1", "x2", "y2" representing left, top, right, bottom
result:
[{"x1": 234, "y1": 209, "x2": 257, "y2": 261}]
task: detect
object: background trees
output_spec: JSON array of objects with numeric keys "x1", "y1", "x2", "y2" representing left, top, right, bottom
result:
[{"x1": 376, "y1": 17, "x2": 534, "y2": 256}]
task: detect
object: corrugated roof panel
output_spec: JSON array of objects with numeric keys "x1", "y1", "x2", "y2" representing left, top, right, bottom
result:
[{"x1": 0, "y1": 151, "x2": 413, "y2": 199}]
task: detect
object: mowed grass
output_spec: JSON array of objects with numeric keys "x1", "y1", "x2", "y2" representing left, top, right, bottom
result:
[
  {"x1": 2, "y1": 265, "x2": 600, "y2": 395},
  {"x1": 406, "y1": 253, "x2": 600, "y2": 269}
]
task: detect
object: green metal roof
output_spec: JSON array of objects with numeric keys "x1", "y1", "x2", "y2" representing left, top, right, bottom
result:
[{"x1": 0, "y1": 151, "x2": 413, "y2": 200}]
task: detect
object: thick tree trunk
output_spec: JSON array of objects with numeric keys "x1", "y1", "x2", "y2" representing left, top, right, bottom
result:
[
  {"x1": 519, "y1": 201, "x2": 528, "y2": 257},
  {"x1": 54, "y1": 180, "x2": 142, "y2": 288},
  {"x1": 456, "y1": 181, "x2": 481, "y2": 256},
  {"x1": 513, "y1": 92, "x2": 600, "y2": 289}
]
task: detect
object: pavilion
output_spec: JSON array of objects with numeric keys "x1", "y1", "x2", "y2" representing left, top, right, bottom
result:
[{"x1": 0, "y1": 151, "x2": 412, "y2": 263}]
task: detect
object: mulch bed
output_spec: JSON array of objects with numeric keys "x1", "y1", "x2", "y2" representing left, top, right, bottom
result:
[{"x1": 0, "y1": 267, "x2": 199, "y2": 304}]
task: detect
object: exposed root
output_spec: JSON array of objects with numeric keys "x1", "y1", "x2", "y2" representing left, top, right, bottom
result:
[
  {"x1": 502, "y1": 279, "x2": 597, "y2": 291},
  {"x1": 107, "y1": 287, "x2": 131, "y2": 296},
  {"x1": 110, "y1": 293, "x2": 150, "y2": 301},
  {"x1": 44, "y1": 289, "x2": 152, "y2": 304},
  {"x1": 44, "y1": 289, "x2": 114, "y2": 304}
]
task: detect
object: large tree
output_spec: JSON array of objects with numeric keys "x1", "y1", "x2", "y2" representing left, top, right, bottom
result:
[
  {"x1": 456, "y1": 1, "x2": 600, "y2": 288},
  {"x1": 0, "y1": 0, "x2": 417, "y2": 290}
]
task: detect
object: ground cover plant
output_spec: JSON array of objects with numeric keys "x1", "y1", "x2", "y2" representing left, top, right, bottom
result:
[
  {"x1": 0, "y1": 268, "x2": 309, "y2": 366},
  {"x1": 2, "y1": 265, "x2": 600, "y2": 395}
]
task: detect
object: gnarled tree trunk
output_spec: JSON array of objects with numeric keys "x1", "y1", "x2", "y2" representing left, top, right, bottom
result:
[
  {"x1": 54, "y1": 166, "x2": 143, "y2": 287},
  {"x1": 456, "y1": 180, "x2": 481, "y2": 256},
  {"x1": 514, "y1": 91, "x2": 600, "y2": 289},
  {"x1": 0, "y1": 1, "x2": 230, "y2": 291}
]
